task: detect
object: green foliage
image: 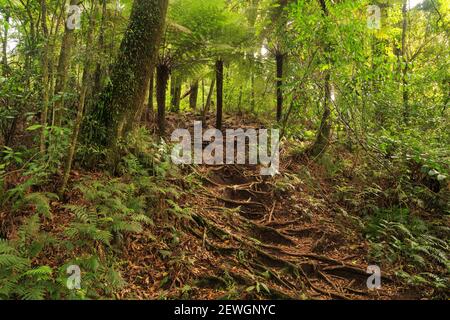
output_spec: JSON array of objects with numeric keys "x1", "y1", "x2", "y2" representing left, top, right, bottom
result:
[
  {"x1": 13, "y1": 192, "x2": 58, "y2": 219},
  {"x1": 365, "y1": 208, "x2": 449, "y2": 292},
  {"x1": 0, "y1": 215, "x2": 57, "y2": 300},
  {"x1": 65, "y1": 178, "x2": 153, "y2": 247}
]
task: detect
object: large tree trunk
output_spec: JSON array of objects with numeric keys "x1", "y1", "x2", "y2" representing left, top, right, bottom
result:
[
  {"x1": 104, "y1": 0, "x2": 168, "y2": 148},
  {"x1": 92, "y1": 0, "x2": 170, "y2": 171},
  {"x1": 53, "y1": 0, "x2": 78, "y2": 127},
  {"x1": 157, "y1": 64, "x2": 170, "y2": 136},
  {"x1": 216, "y1": 59, "x2": 224, "y2": 130},
  {"x1": 189, "y1": 80, "x2": 199, "y2": 111},
  {"x1": 276, "y1": 53, "x2": 284, "y2": 122},
  {"x1": 308, "y1": 0, "x2": 332, "y2": 158}
]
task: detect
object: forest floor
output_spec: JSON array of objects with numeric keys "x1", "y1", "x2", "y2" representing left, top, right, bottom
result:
[
  {"x1": 3, "y1": 112, "x2": 431, "y2": 300},
  {"x1": 113, "y1": 112, "x2": 423, "y2": 300}
]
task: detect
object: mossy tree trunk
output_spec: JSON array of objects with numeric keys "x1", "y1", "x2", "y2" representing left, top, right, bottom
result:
[{"x1": 105, "y1": 0, "x2": 169, "y2": 148}]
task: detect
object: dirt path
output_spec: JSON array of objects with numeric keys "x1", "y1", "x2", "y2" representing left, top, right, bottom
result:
[
  {"x1": 175, "y1": 113, "x2": 410, "y2": 300},
  {"x1": 118, "y1": 112, "x2": 416, "y2": 300}
]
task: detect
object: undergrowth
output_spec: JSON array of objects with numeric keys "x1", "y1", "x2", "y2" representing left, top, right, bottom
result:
[{"x1": 0, "y1": 128, "x2": 185, "y2": 299}]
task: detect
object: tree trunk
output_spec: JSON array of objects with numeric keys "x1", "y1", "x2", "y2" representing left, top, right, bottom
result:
[
  {"x1": 276, "y1": 53, "x2": 284, "y2": 122},
  {"x1": 171, "y1": 77, "x2": 182, "y2": 112},
  {"x1": 308, "y1": 0, "x2": 332, "y2": 158},
  {"x1": 134, "y1": 68, "x2": 154, "y2": 125},
  {"x1": 216, "y1": 59, "x2": 224, "y2": 130},
  {"x1": 401, "y1": 0, "x2": 409, "y2": 123},
  {"x1": 189, "y1": 81, "x2": 199, "y2": 110},
  {"x1": 104, "y1": 0, "x2": 168, "y2": 149},
  {"x1": 93, "y1": 0, "x2": 107, "y2": 95},
  {"x1": 53, "y1": 0, "x2": 78, "y2": 127},
  {"x1": 251, "y1": 72, "x2": 255, "y2": 112},
  {"x1": 60, "y1": 2, "x2": 98, "y2": 196},
  {"x1": 40, "y1": 0, "x2": 50, "y2": 153},
  {"x1": 147, "y1": 69, "x2": 155, "y2": 121},
  {"x1": 202, "y1": 78, "x2": 215, "y2": 123},
  {"x1": 1, "y1": 8, "x2": 10, "y2": 76},
  {"x1": 237, "y1": 87, "x2": 243, "y2": 114},
  {"x1": 157, "y1": 64, "x2": 170, "y2": 136},
  {"x1": 202, "y1": 79, "x2": 205, "y2": 110},
  {"x1": 91, "y1": 0, "x2": 107, "y2": 97}
]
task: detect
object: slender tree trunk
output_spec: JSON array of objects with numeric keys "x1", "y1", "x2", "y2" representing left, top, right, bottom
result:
[
  {"x1": 40, "y1": 0, "x2": 50, "y2": 153},
  {"x1": 202, "y1": 79, "x2": 205, "y2": 110},
  {"x1": 190, "y1": 81, "x2": 199, "y2": 110},
  {"x1": 171, "y1": 77, "x2": 182, "y2": 112},
  {"x1": 134, "y1": 68, "x2": 155, "y2": 125},
  {"x1": 237, "y1": 87, "x2": 243, "y2": 113},
  {"x1": 251, "y1": 72, "x2": 255, "y2": 112},
  {"x1": 202, "y1": 78, "x2": 215, "y2": 123},
  {"x1": 147, "y1": 69, "x2": 155, "y2": 121},
  {"x1": 53, "y1": 0, "x2": 78, "y2": 127},
  {"x1": 276, "y1": 53, "x2": 284, "y2": 122},
  {"x1": 1, "y1": 8, "x2": 10, "y2": 76},
  {"x1": 401, "y1": 0, "x2": 409, "y2": 123},
  {"x1": 308, "y1": 0, "x2": 332, "y2": 158},
  {"x1": 170, "y1": 76, "x2": 175, "y2": 108},
  {"x1": 216, "y1": 59, "x2": 224, "y2": 130},
  {"x1": 157, "y1": 64, "x2": 170, "y2": 135},
  {"x1": 60, "y1": 2, "x2": 98, "y2": 196}
]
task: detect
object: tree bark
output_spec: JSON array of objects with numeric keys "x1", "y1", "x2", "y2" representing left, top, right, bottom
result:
[
  {"x1": 157, "y1": 64, "x2": 170, "y2": 136},
  {"x1": 216, "y1": 59, "x2": 224, "y2": 130}
]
